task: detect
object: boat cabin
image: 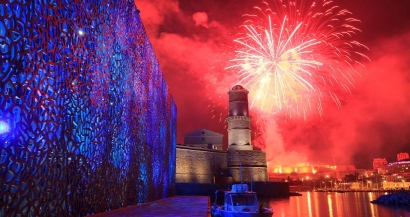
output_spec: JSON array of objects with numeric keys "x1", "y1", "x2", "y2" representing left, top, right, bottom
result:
[{"x1": 214, "y1": 184, "x2": 259, "y2": 212}]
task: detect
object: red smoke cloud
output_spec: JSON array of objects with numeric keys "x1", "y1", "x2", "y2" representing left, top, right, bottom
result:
[
  {"x1": 134, "y1": 0, "x2": 232, "y2": 145},
  {"x1": 192, "y1": 12, "x2": 209, "y2": 28},
  {"x1": 135, "y1": 0, "x2": 410, "y2": 169},
  {"x1": 263, "y1": 32, "x2": 410, "y2": 169}
]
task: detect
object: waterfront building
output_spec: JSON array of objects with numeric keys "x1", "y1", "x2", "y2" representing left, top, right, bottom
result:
[
  {"x1": 397, "y1": 152, "x2": 410, "y2": 162},
  {"x1": 271, "y1": 165, "x2": 317, "y2": 174},
  {"x1": 270, "y1": 164, "x2": 358, "y2": 181},
  {"x1": 382, "y1": 181, "x2": 410, "y2": 190},
  {"x1": 176, "y1": 145, "x2": 228, "y2": 184},
  {"x1": 226, "y1": 85, "x2": 268, "y2": 182},
  {"x1": 373, "y1": 158, "x2": 388, "y2": 170},
  {"x1": 269, "y1": 153, "x2": 410, "y2": 190},
  {"x1": 176, "y1": 85, "x2": 268, "y2": 184},
  {"x1": 335, "y1": 165, "x2": 358, "y2": 180},
  {"x1": 385, "y1": 160, "x2": 410, "y2": 182},
  {"x1": 373, "y1": 153, "x2": 410, "y2": 189}
]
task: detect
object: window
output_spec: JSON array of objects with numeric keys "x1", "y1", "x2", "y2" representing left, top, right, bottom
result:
[{"x1": 231, "y1": 194, "x2": 256, "y2": 206}]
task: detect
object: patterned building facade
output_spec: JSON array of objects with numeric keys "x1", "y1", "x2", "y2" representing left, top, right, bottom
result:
[{"x1": 0, "y1": 1, "x2": 176, "y2": 216}]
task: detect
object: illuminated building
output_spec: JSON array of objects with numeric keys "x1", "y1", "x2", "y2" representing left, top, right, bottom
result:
[
  {"x1": 272, "y1": 165, "x2": 316, "y2": 175},
  {"x1": 0, "y1": 1, "x2": 176, "y2": 216},
  {"x1": 270, "y1": 164, "x2": 357, "y2": 180},
  {"x1": 226, "y1": 85, "x2": 252, "y2": 150},
  {"x1": 382, "y1": 181, "x2": 410, "y2": 190},
  {"x1": 397, "y1": 152, "x2": 410, "y2": 162},
  {"x1": 176, "y1": 85, "x2": 268, "y2": 184},
  {"x1": 373, "y1": 158, "x2": 388, "y2": 170},
  {"x1": 335, "y1": 165, "x2": 358, "y2": 179},
  {"x1": 379, "y1": 153, "x2": 410, "y2": 188},
  {"x1": 226, "y1": 85, "x2": 268, "y2": 182},
  {"x1": 385, "y1": 161, "x2": 410, "y2": 181}
]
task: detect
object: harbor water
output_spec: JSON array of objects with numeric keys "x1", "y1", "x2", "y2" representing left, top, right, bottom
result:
[{"x1": 259, "y1": 192, "x2": 410, "y2": 217}]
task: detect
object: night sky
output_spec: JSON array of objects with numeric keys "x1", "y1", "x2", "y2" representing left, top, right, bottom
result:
[{"x1": 134, "y1": 0, "x2": 410, "y2": 169}]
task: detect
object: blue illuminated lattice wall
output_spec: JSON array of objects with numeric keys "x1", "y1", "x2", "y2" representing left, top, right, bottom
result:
[{"x1": 0, "y1": 0, "x2": 177, "y2": 216}]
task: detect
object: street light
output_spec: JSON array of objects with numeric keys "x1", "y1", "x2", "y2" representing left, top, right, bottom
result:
[{"x1": 325, "y1": 175, "x2": 330, "y2": 191}]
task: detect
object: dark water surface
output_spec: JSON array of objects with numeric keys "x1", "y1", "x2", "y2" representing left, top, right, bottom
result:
[{"x1": 259, "y1": 192, "x2": 410, "y2": 217}]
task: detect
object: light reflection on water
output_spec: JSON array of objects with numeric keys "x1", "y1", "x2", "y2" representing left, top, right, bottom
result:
[
  {"x1": 307, "y1": 191, "x2": 312, "y2": 217},
  {"x1": 259, "y1": 192, "x2": 410, "y2": 217},
  {"x1": 327, "y1": 193, "x2": 333, "y2": 217}
]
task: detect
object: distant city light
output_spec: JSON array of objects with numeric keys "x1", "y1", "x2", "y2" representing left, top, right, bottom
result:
[{"x1": 0, "y1": 121, "x2": 9, "y2": 134}]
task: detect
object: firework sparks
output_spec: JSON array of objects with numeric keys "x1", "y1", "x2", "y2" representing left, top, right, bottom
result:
[{"x1": 227, "y1": 0, "x2": 369, "y2": 118}]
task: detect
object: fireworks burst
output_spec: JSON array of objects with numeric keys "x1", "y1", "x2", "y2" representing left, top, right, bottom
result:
[{"x1": 226, "y1": 0, "x2": 369, "y2": 119}]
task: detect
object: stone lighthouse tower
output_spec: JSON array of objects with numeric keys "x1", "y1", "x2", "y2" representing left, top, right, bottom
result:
[
  {"x1": 226, "y1": 85, "x2": 268, "y2": 182},
  {"x1": 226, "y1": 85, "x2": 253, "y2": 150}
]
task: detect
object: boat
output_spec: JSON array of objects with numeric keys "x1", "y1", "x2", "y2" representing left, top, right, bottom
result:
[
  {"x1": 211, "y1": 184, "x2": 274, "y2": 217},
  {"x1": 289, "y1": 191, "x2": 302, "y2": 196}
]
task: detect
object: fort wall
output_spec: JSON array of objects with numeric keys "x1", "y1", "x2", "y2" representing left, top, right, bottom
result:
[{"x1": 176, "y1": 146, "x2": 228, "y2": 183}]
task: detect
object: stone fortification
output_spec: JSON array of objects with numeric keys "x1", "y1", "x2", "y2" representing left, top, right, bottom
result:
[
  {"x1": 176, "y1": 147, "x2": 268, "y2": 183},
  {"x1": 176, "y1": 85, "x2": 269, "y2": 185},
  {"x1": 227, "y1": 150, "x2": 268, "y2": 182},
  {"x1": 227, "y1": 85, "x2": 253, "y2": 150},
  {"x1": 176, "y1": 146, "x2": 228, "y2": 183}
]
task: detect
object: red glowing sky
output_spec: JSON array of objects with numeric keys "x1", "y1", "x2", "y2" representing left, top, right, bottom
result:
[{"x1": 134, "y1": 0, "x2": 410, "y2": 169}]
